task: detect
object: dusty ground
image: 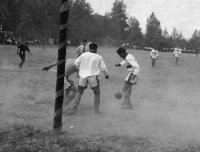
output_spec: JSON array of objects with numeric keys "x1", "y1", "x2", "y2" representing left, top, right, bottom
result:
[{"x1": 1, "y1": 45, "x2": 200, "y2": 149}]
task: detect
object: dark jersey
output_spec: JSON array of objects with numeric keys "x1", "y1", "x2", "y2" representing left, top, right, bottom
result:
[{"x1": 18, "y1": 44, "x2": 30, "y2": 55}]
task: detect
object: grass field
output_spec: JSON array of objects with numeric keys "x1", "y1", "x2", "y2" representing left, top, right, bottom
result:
[{"x1": 1, "y1": 45, "x2": 200, "y2": 151}]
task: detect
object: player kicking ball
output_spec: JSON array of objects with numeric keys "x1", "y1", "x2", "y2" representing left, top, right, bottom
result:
[
  {"x1": 42, "y1": 59, "x2": 78, "y2": 106},
  {"x1": 115, "y1": 47, "x2": 140, "y2": 110},
  {"x1": 150, "y1": 48, "x2": 158, "y2": 67}
]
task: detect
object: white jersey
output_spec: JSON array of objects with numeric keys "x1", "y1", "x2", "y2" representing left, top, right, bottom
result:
[
  {"x1": 150, "y1": 49, "x2": 159, "y2": 59},
  {"x1": 173, "y1": 48, "x2": 181, "y2": 57},
  {"x1": 74, "y1": 52, "x2": 108, "y2": 78},
  {"x1": 120, "y1": 54, "x2": 140, "y2": 72}
]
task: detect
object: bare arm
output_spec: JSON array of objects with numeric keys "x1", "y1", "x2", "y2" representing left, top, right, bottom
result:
[
  {"x1": 99, "y1": 57, "x2": 109, "y2": 78},
  {"x1": 27, "y1": 46, "x2": 32, "y2": 55},
  {"x1": 42, "y1": 61, "x2": 58, "y2": 71}
]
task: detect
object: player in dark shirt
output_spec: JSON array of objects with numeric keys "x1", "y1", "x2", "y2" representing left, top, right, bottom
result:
[{"x1": 17, "y1": 42, "x2": 32, "y2": 68}]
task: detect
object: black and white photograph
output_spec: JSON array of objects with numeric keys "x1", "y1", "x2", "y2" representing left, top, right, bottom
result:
[{"x1": 0, "y1": 0, "x2": 200, "y2": 151}]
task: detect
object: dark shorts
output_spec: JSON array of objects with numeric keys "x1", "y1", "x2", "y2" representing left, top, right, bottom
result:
[{"x1": 19, "y1": 53, "x2": 25, "y2": 60}]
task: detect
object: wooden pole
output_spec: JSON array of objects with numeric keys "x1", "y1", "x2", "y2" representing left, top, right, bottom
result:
[{"x1": 53, "y1": 0, "x2": 69, "y2": 131}]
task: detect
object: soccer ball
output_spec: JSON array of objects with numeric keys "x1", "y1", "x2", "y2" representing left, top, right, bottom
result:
[{"x1": 114, "y1": 92, "x2": 122, "y2": 99}]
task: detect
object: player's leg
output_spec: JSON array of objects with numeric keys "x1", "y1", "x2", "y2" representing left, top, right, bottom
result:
[
  {"x1": 123, "y1": 71, "x2": 138, "y2": 109},
  {"x1": 64, "y1": 85, "x2": 77, "y2": 106},
  {"x1": 19, "y1": 54, "x2": 22, "y2": 67},
  {"x1": 152, "y1": 59, "x2": 155, "y2": 67},
  {"x1": 68, "y1": 85, "x2": 77, "y2": 100},
  {"x1": 123, "y1": 80, "x2": 134, "y2": 109},
  {"x1": 126, "y1": 85, "x2": 132, "y2": 109},
  {"x1": 73, "y1": 86, "x2": 85, "y2": 110},
  {"x1": 72, "y1": 77, "x2": 87, "y2": 111},
  {"x1": 123, "y1": 73, "x2": 132, "y2": 105},
  {"x1": 92, "y1": 86, "x2": 100, "y2": 113},
  {"x1": 122, "y1": 82, "x2": 132, "y2": 109},
  {"x1": 90, "y1": 76, "x2": 101, "y2": 113},
  {"x1": 19, "y1": 54, "x2": 25, "y2": 68},
  {"x1": 175, "y1": 57, "x2": 178, "y2": 65},
  {"x1": 122, "y1": 82, "x2": 129, "y2": 105}
]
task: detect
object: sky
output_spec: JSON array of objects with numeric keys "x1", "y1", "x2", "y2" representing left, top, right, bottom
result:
[{"x1": 86, "y1": 0, "x2": 200, "y2": 39}]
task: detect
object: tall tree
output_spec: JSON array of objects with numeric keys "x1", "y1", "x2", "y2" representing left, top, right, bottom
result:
[
  {"x1": 145, "y1": 12, "x2": 162, "y2": 49},
  {"x1": 163, "y1": 28, "x2": 170, "y2": 38},
  {"x1": 21, "y1": 0, "x2": 59, "y2": 39},
  {"x1": 68, "y1": 0, "x2": 98, "y2": 41},
  {"x1": 93, "y1": 13, "x2": 113, "y2": 44},
  {"x1": 170, "y1": 28, "x2": 185, "y2": 47},
  {"x1": 110, "y1": 0, "x2": 128, "y2": 41},
  {"x1": 0, "y1": 0, "x2": 9, "y2": 21},
  {"x1": 127, "y1": 16, "x2": 143, "y2": 47},
  {"x1": 177, "y1": 32, "x2": 186, "y2": 47},
  {"x1": 171, "y1": 28, "x2": 179, "y2": 41},
  {"x1": 160, "y1": 28, "x2": 172, "y2": 49},
  {"x1": 189, "y1": 29, "x2": 200, "y2": 50},
  {"x1": 17, "y1": 13, "x2": 36, "y2": 39},
  {"x1": 0, "y1": 0, "x2": 25, "y2": 31}
]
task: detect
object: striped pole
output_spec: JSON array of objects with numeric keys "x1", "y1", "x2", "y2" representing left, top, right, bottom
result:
[{"x1": 53, "y1": 0, "x2": 69, "y2": 131}]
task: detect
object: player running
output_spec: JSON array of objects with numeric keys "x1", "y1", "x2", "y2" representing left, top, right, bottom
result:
[
  {"x1": 72, "y1": 43, "x2": 109, "y2": 114},
  {"x1": 115, "y1": 47, "x2": 140, "y2": 110},
  {"x1": 150, "y1": 48, "x2": 159, "y2": 67},
  {"x1": 42, "y1": 59, "x2": 78, "y2": 106},
  {"x1": 173, "y1": 47, "x2": 181, "y2": 65},
  {"x1": 17, "y1": 41, "x2": 32, "y2": 69}
]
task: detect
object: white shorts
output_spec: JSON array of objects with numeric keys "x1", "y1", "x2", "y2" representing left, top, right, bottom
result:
[
  {"x1": 78, "y1": 76, "x2": 99, "y2": 88},
  {"x1": 174, "y1": 54, "x2": 180, "y2": 58},
  {"x1": 151, "y1": 56, "x2": 158, "y2": 59},
  {"x1": 125, "y1": 68, "x2": 140, "y2": 84}
]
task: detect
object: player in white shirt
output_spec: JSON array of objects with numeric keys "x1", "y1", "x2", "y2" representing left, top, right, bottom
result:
[
  {"x1": 73, "y1": 43, "x2": 109, "y2": 114},
  {"x1": 115, "y1": 47, "x2": 140, "y2": 109},
  {"x1": 173, "y1": 47, "x2": 181, "y2": 65},
  {"x1": 150, "y1": 48, "x2": 159, "y2": 67}
]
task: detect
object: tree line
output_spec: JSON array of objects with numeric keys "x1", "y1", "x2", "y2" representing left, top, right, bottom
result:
[{"x1": 0, "y1": 0, "x2": 200, "y2": 50}]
